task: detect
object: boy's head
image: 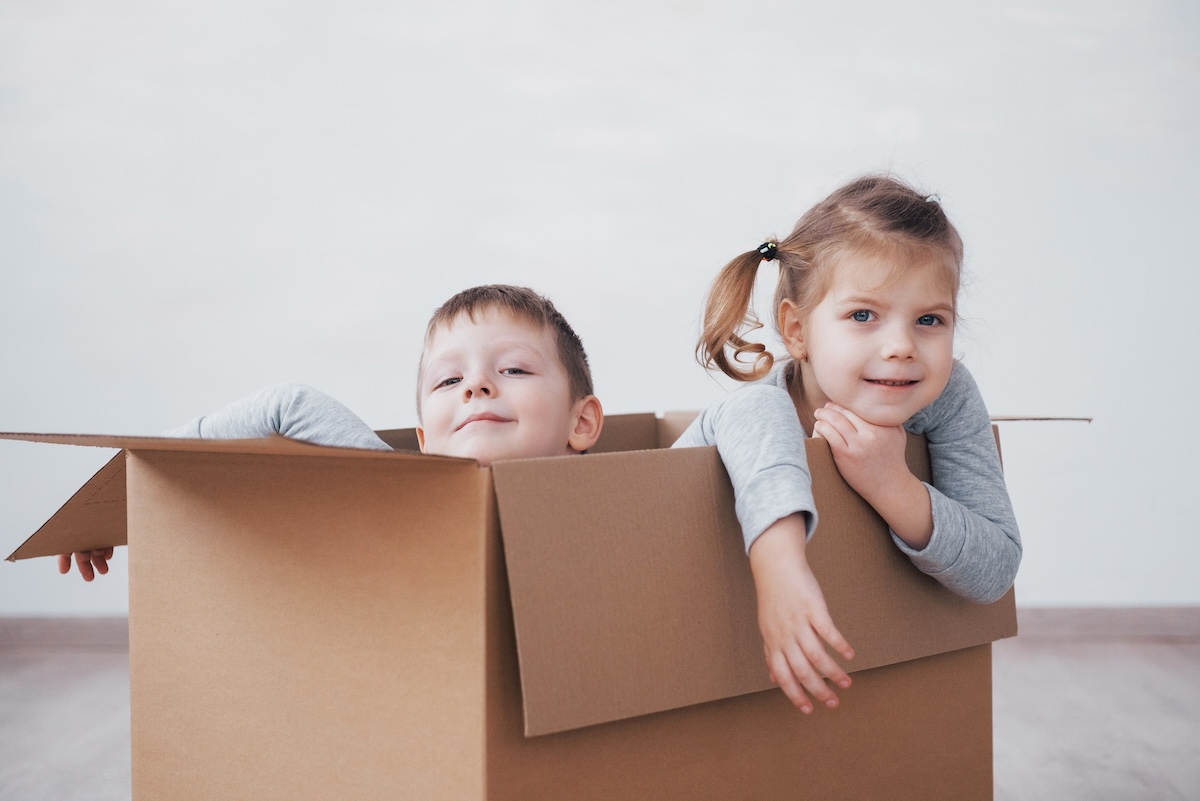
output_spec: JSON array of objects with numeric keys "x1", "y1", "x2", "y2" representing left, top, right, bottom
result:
[{"x1": 415, "y1": 285, "x2": 603, "y2": 466}]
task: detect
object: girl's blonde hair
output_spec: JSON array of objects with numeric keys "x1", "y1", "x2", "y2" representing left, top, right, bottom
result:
[{"x1": 698, "y1": 174, "x2": 964, "y2": 382}]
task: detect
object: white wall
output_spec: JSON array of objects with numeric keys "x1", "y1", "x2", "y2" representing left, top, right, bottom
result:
[{"x1": 2, "y1": 0, "x2": 1197, "y2": 614}]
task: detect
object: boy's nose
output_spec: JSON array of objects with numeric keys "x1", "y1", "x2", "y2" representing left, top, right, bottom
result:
[{"x1": 461, "y1": 373, "x2": 495, "y2": 399}]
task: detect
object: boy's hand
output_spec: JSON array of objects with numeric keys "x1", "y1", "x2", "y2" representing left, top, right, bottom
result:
[
  {"x1": 57, "y1": 549, "x2": 114, "y2": 581},
  {"x1": 812, "y1": 402, "x2": 934, "y2": 550},
  {"x1": 748, "y1": 515, "x2": 854, "y2": 713}
]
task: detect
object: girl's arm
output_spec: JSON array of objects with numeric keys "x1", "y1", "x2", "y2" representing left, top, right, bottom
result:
[
  {"x1": 813, "y1": 362, "x2": 1021, "y2": 603},
  {"x1": 674, "y1": 384, "x2": 853, "y2": 712},
  {"x1": 673, "y1": 383, "x2": 817, "y2": 550},
  {"x1": 895, "y1": 362, "x2": 1022, "y2": 603}
]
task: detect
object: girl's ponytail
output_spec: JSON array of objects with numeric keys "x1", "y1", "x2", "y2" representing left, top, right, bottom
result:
[{"x1": 697, "y1": 246, "x2": 777, "y2": 382}]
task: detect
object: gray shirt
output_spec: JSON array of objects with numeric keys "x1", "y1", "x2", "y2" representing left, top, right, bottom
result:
[
  {"x1": 163, "y1": 383, "x2": 393, "y2": 452},
  {"x1": 673, "y1": 360, "x2": 1021, "y2": 603}
]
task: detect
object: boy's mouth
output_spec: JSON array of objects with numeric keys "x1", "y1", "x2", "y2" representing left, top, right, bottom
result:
[
  {"x1": 457, "y1": 412, "x2": 512, "y2": 431},
  {"x1": 866, "y1": 379, "x2": 918, "y2": 387}
]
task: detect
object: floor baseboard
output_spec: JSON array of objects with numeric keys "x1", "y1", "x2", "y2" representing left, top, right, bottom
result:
[
  {"x1": 2, "y1": 607, "x2": 1198, "y2": 648},
  {"x1": 1015, "y1": 607, "x2": 1200, "y2": 640},
  {"x1": 0, "y1": 616, "x2": 129, "y2": 648}
]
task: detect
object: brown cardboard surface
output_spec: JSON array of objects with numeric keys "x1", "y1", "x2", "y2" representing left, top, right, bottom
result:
[
  {"x1": 3, "y1": 414, "x2": 1016, "y2": 799},
  {"x1": 6, "y1": 451, "x2": 129, "y2": 560},
  {"x1": 373, "y1": 412, "x2": 666, "y2": 457},
  {"x1": 127, "y1": 449, "x2": 490, "y2": 800},
  {"x1": 2, "y1": 432, "x2": 458, "y2": 561},
  {"x1": 494, "y1": 433, "x2": 1015, "y2": 736},
  {"x1": 2, "y1": 412, "x2": 668, "y2": 561},
  {"x1": 482, "y1": 489, "x2": 996, "y2": 801}
]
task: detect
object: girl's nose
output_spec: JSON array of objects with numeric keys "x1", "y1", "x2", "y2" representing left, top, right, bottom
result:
[{"x1": 881, "y1": 328, "x2": 917, "y2": 360}]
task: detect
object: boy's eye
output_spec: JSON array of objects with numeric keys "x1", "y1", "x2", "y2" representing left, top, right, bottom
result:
[
  {"x1": 501, "y1": 368, "x2": 529, "y2": 376},
  {"x1": 435, "y1": 377, "x2": 461, "y2": 389},
  {"x1": 850, "y1": 310, "x2": 874, "y2": 323},
  {"x1": 916, "y1": 314, "x2": 942, "y2": 326}
]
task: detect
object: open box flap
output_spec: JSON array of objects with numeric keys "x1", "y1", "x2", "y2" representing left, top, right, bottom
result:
[
  {"x1": 1, "y1": 411, "x2": 671, "y2": 562},
  {"x1": 493, "y1": 436, "x2": 1017, "y2": 737},
  {"x1": 1, "y1": 432, "x2": 460, "y2": 561}
]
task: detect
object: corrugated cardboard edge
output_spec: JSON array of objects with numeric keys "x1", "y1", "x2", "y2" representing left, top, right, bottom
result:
[{"x1": 1, "y1": 432, "x2": 460, "y2": 561}]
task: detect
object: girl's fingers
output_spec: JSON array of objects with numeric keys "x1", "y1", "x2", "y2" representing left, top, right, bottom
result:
[
  {"x1": 57, "y1": 553, "x2": 71, "y2": 574},
  {"x1": 768, "y1": 651, "x2": 814, "y2": 713},
  {"x1": 784, "y1": 637, "x2": 840, "y2": 709},
  {"x1": 813, "y1": 612, "x2": 856, "y2": 663},
  {"x1": 811, "y1": 420, "x2": 846, "y2": 450},
  {"x1": 798, "y1": 631, "x2": 852, "y2": 692},
  {"x1": 824, "y1": 402, "x2": 865, "y2": 428},
  {"x1": 813, "y1": 408, "x2": 856, "y2": 445}
]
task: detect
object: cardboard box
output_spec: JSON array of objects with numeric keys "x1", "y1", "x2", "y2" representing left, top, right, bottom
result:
[{"x1": 3, "y1": 414, "x2": 1016, "y2": 800}]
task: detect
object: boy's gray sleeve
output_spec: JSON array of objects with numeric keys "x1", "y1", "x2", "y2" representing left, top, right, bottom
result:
[
  {"x1": 162, "y1": 383, "x2": 393, "y2": 451},
  {"x1": 893, "y1": 364, "x2": 1022, "y2": 603},
  {"x1": 672, "y1": 384, "x2": 816, "y2": 552}
]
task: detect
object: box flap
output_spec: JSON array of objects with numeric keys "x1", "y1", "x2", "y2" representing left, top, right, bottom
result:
[
  {"x1": 493, "y1": 436, "x2": 1016, "y2": 736},
  {"x1": 375, "y1": 412, "x2": 675, "y2": 459},
  {"x1": 1, "y1": 432, "x2": 461, "y2": 561}
]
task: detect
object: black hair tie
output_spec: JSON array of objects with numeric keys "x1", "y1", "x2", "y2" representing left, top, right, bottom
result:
[{"x1": 757, "y1": 241, "x2": 778, "y2": 260}]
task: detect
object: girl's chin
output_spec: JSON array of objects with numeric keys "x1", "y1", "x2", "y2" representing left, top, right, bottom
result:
[{"x1": 839, "y1": 405, "x2": 914, "y2": 429}]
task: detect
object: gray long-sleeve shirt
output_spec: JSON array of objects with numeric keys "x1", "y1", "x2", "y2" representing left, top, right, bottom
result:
[
  {"x1": 673, "y1": 360, "x2": 1021, "y2": 603},
  {"x1": 163, "y1": 383, "x2": 393, "y2": 452}
]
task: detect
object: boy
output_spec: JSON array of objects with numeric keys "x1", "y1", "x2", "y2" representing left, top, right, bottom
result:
[{"x1": 60, "y1": 284, "x2": 604, "y2": 580}]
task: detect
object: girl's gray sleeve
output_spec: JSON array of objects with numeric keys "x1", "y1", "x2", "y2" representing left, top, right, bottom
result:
[
  {"x1": 672, "y1": 384, "x2": 816, "y2": 552},
  {"x1": 162, "y1": 383, "x2": 393, "y2": 451},
  {"x1": 895, "y1": 363, "x2": 1022, "y2": 603}
]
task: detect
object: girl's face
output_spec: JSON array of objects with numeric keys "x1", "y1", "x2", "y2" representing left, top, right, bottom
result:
[{"x1": 781, "y1": 252, "x2": 956, "y2": 430}]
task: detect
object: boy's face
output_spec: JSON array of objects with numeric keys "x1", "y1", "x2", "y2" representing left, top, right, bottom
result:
[{"x1": 417, "y1": 309, "x2": 590, "y2": 466}]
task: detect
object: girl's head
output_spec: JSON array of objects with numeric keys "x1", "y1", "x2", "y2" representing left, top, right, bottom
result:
[{"x1": 698, "y1": 174, "x2": 964, "y2": 426}]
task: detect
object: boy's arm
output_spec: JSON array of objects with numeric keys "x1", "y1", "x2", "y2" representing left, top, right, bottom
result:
[
  {"x1": 163, "y1": 382, "x2": 392, "y2": 451},
  {"x1": 60, "y1": 383, "x2": 392, "y2": 580}
]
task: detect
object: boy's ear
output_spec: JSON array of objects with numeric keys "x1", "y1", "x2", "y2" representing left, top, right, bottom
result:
[
  {"x1": 567, "y1": 395, "x2": 604, "y2": 454},
  {"x1": 779, "y1": 299, "x2": 807, "y2": 362},
  {"x1": 415, "y1": 427, "x2": 427, "y2": 453}
]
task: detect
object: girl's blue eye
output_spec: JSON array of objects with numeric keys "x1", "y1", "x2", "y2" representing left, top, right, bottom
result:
[
  {"x1": 501, "y1": 368, "x2": 529, "y2": 376},
  {"x1": 436, "y1": 377, "x2": 461, "y2": 388},
  {"x1": 917, "y1": 314, "x2": 941, "y2": 326},
  {"x1": 850, "y1": 310, "x2": 873, "y2": 323}
]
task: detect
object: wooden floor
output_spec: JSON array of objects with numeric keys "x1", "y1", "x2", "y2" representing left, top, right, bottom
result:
[{"x1": 1, "y1": 609, "x2": 1197, "y2": 800}]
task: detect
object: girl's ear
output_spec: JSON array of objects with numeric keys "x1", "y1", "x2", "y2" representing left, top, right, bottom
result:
[
  {"x1": 415, "y1": 427, "x2": 427, "y2": 453},
  {"x1": 567, "y1": 395, "x2": 604, "y2": 454},
  {"x1": 779, "y1": 299, "x2": 808, "y2": 361}
]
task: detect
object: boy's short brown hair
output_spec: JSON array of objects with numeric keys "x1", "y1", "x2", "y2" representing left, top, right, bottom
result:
[{"x1": 417, "y1": 284, "x2": 594, "y2": 412}]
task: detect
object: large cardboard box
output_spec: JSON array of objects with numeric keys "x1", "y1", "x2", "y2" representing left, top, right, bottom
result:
[{"x1": 4, "y1": 414, "x2": 1016, "y2": 800}]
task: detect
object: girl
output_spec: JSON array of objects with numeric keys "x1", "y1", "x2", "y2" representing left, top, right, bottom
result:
[{"x1": 674, "y1": 175, "x2": 1021, "y2": 715}]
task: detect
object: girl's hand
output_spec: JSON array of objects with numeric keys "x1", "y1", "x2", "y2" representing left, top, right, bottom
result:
[
  {"x1": 812, "y1": 402, "x2": 934, "y2": 549},
  {"x1": 748, "y1": 514, "x2": 854, "y2": 713},
  {"x1": 57, "y1": 548, "x2": 114, "y2": 581},
  {"x1": 811, "y1": 402, "x2": 910, "y2": 495}
]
